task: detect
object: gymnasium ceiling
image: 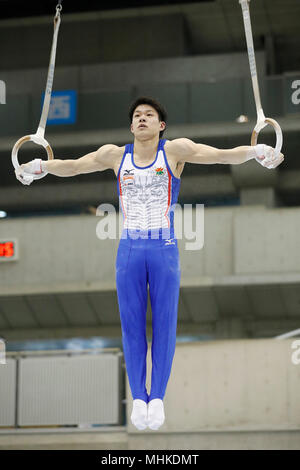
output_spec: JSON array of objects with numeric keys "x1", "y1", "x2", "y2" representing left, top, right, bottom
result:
[{"x1": 0, "y1": 0, "x2": 299, "y2": 75}]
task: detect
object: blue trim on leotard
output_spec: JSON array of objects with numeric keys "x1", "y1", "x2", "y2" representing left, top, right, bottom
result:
[
  {"x1": 117, "y1": 144, "x2": 131, "y2": 183},
  {"x1": 160, "y1": 139, "x2": 181, "y2": 182},
  {"x1": 131, "y1": 139, "x2": 161, "y2": 169},
  {"x1": 160, "y1": 139, "x2": 181, "y2": 240}
]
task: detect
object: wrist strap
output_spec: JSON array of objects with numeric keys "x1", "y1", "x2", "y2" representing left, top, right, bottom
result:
[
  {"x1": 245, "y1": 146, "x2": 257, "y2": 161},
  {"x1": 40, "y1": 160, "x2": 48, "y2": 173}
]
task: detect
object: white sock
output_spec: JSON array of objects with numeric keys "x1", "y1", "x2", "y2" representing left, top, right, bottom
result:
[
  {"x1": 147, "y1": 399, "x2": 165, "y2": 430},
  {"x1": 130, "y1": 399, "x2": 148, "y2": 430}
]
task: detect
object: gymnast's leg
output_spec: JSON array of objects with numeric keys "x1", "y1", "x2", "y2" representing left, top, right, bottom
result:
[
  {"x1": 147, "y1": 238, "x2": 181, "y2": 429},
  {"x1": 115, "y1": 238, "x2": 149, "y2": 429}
]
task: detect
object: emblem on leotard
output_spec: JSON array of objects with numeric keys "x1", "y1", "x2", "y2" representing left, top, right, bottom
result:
[
  {"x1": 155, "y1": 167, "x2": 164, "y2": 176},
  {"x1": 123, "y1": 168, "x2": 134, "y2": 185}
]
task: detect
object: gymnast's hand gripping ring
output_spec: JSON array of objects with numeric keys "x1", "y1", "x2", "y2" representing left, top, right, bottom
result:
[
  {"x1": 250, "y1": 112, "x2": 283, "y2": 158},
  {"x1": 11, "y1": 133, "x2": 54, "y2": 180}
]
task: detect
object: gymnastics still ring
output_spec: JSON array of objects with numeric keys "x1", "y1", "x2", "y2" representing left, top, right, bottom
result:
[
  {"x1": 11, "y1": 134, "x2": 54, "y2": 180},
  {"x1": 239, "y1": 0, "x2": 283, "y2": 158},
  {"x1": 250, "y1": 117, "x2": 283, "y2": 154},
  {"x1": 11, "y1": 2, "x2": 62, "y2": 180}
]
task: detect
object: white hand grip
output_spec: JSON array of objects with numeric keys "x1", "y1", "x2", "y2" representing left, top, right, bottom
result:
[
  {"x1": 250, "y1": 117, "x2": 283, "y2": 158},
  {"x1": 11, "y1": 133, "x2": 54, "y2": 180}
]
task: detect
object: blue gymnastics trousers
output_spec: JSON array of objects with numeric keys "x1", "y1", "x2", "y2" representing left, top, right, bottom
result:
[{"x1": 115, "y1": 230, "x2": 181, "y2": 403}]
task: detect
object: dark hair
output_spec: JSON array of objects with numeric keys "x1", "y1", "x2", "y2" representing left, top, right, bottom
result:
[{"x1": 129, "y1": 96, "x2": 167, "y2": 138}]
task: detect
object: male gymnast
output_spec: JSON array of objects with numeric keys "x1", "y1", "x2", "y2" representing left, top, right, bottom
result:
[{"x1": 15, "y1": 96, "x2": 284, "y2": 430}]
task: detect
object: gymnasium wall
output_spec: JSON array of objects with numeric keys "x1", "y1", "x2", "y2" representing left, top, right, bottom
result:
[
  {"x1": 1, "y1": 52, "x2": 265, "y2": 95},
  {"x1": 3, "y1": 204, "x2": 300, "y2": 294},
  {"x1": 127, "y1": 338, "x2": 300, "y2": 449}
]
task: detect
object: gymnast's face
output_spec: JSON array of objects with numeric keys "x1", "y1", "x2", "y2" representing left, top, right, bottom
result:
[{"x1": 130, "y1": 104, "x2": 166, "y2": 140}]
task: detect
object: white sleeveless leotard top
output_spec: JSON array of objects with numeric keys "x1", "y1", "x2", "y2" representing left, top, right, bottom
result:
[{"x1": 117, "y1": 139, "x2": 181, "y2": 238}]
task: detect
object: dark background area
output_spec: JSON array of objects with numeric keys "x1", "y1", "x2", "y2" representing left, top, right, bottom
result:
[{"x1": 0, "y1": 0, "x2": 215, "y2": 19}]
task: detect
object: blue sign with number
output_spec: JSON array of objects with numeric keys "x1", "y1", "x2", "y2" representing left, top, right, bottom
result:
[{"x1": 41, "y1": 90, "x2": 77, "y2": 125}]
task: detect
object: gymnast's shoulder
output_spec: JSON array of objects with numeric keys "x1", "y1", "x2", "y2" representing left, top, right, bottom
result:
[{"x1": 164, "y1": 138, "x2": 197, "y2": 163}]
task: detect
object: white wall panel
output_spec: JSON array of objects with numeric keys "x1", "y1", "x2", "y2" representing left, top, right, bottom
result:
[
  {"x1": 18, "y1": 353, "x2": 121, "y2": 426},
  {"x1": 0, "y1": 358, "x2": 16, "y2": 427}
]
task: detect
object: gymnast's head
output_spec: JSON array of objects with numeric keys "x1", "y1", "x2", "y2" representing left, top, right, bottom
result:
[{"x1": 129, "y1": 96, "x2": 167, "y2": 141}]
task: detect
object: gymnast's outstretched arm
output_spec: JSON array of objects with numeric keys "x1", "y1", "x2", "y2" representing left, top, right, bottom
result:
[
  {"x1": 165, "y1": 138, "x2": 284, "y2": 169},
  {"x1": 20, "y1": 144, "x2": 119, "y2": 177}
]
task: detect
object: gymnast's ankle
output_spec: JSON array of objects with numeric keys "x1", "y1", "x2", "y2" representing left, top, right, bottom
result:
[
  {"x1": 147, "y1": 398, "x2": 165, "y2": 430},
  {"x1": 130, "y1": 399, "x2": 148, "y2": 430}
]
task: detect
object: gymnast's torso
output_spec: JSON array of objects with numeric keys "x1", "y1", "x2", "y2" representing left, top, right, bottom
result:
[
  {"x1": 113, "y1": 139, "x2": 184, "y2": 180},
  {"x1": 114, "y1": 139, "x2": 184, "y2": 235}
]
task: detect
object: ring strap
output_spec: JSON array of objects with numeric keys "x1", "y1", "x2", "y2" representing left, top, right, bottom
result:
[
  {"x1": 239, "y1": 0, "x2": 283, "y2": 158},
  {"x1": 37, "y1": 6, "x2": 62, "y2": 136},
  {"x1": 239, "y1": 0, "x2": 263, "y2": 116}
]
